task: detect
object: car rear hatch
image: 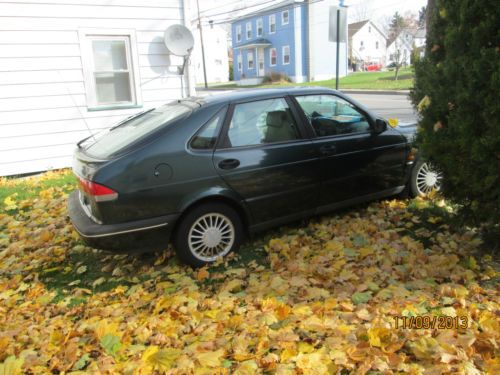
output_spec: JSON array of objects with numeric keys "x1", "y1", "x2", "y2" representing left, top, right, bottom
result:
[
  {"x1": 72, "y1": 101, "x2": 198, "y2": 223},
  {"x1": 72, "y1": 147, "x2": 116, "y2": 224}
]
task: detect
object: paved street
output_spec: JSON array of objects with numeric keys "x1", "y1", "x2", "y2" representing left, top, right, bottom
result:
[
  {"x1": 197, "y1": 89, "x2": 418, "y2": 123},
  {"x1": 347, "y1": 92, "x2": 418, "y2": 123}
]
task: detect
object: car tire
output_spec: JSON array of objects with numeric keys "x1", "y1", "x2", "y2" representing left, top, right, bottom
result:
[
  {"x1": 410, "y1": 159, "x2": 442, "y2": 197},
  {"x1": 173, "y1": 202, "x2": 244, "y2": 267}
]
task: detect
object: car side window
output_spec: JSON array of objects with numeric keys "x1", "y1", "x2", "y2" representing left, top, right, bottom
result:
[
  {"x1": 190, "y1": 109, "x2": 225, "y2": 150},
  {"x1": 295, "y1": 95, "x2": 371, "y2": 137},
  {"x1": 226, "y1": 98, "x2": 300, "y2": 148}
]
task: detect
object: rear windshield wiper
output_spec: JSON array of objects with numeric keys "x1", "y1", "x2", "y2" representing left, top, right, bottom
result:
[{"x1": 110, "y1": 108, "x2": 155, "y2": 131}]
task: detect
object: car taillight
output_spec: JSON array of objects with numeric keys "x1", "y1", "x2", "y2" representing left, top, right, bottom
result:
[{"x1": 77, "y1": 177, "x2": 118, "y2": 202}]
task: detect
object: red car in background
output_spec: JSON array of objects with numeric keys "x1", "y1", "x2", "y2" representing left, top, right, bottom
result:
[{"x1": 365, "y1": 62, "x2": 382, "y2": 71}]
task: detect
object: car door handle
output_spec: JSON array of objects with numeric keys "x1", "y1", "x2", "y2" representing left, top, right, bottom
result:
[
  {"x1": 319, "y1": 144, "x2": 337, "y2": 156},
  {"x1": 218, "y1": 158, "x2": 240, "y2": 170}
]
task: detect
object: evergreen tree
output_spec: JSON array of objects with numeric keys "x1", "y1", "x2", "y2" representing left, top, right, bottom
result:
[
  {"x1": 418, "y1": 6, "x2": 427, "y2": 27},
  {"x1": 410, "y1": 0, "x2": 500, "y2": 236}
]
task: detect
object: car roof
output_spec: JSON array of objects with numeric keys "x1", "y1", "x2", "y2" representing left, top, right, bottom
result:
[{"x1": 191, "y1": 87, "x2": 341, "y2": 106}]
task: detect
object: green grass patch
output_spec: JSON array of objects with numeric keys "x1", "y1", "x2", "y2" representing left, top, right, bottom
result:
[
  {"x1": 212, "y1": 67, "x2": 414, "y2": 90},
  {"x1": 0, "y1": 169, "x2": 76, "y2": 203}
]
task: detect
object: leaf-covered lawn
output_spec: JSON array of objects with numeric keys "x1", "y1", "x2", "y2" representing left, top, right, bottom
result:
[{"x1": 0, "y1": 170, "x2": 498, "y2": 374}]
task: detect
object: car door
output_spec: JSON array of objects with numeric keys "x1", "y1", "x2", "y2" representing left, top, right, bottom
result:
[
  {"x1": 293, "y1": 94, "x2": 407, "y2": 208},
  {"x1": 213, "y1": 96, "x2": 319, "y2": 226}
]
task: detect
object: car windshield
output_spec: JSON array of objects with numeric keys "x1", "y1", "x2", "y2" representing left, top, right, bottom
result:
[{"x1": 82, "y1": 102, "x2": 192, "y2": 159}]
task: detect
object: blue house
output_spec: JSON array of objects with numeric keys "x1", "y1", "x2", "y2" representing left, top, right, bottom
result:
[{"x1": 231, "y1": 0, "x2": 348, "y2": 85}]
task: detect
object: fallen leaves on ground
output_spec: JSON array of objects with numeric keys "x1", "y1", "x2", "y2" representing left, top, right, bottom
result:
[{"x1": 0, "y1": 170, "x2": 499, "y2": 374}]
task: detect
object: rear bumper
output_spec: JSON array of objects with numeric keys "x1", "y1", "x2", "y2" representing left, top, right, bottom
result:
[{"x1": 68, "y1": 191, "x2": 180, "y2": 252}]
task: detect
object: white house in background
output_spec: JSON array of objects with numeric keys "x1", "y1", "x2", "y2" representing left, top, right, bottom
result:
[
  {"x1": 386, "y1": 27, "x2": 426, "y2": 66},
  {"x1": 0, "y1": 0, "x2": 194, "y2": 177},
  {"x1": 348, "y1": 20, "x2": 387, "y2": 67},
  {"x1": 192, "y1": 24, "x2": 229, "y2": 85}
]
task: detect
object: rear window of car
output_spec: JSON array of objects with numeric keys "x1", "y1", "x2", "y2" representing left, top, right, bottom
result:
[{"x1": 81, "y1": 102, "x2": 192, "y2": 159}]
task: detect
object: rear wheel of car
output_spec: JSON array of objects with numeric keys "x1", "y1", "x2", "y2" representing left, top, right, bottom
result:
[
  {"x1": 410, "y1": 159, "x2": 442, "y2": 197},
  {"x1": 174, "y1": 202, "x2": 243, "y2": 267}
]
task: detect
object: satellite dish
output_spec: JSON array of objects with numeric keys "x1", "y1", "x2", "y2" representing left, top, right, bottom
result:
[{"x1": 163, "y1": 24, "x2": 194, "y2": 57}]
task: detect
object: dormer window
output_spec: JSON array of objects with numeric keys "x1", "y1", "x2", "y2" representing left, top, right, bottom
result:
[{"x1": 368, "y1": 25, "x2": 371, "y2": 33}]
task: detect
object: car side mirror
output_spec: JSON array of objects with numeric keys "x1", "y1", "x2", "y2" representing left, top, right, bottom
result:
[{"x1": 372, "y1": 118, "x2": 387, "y2": 134}]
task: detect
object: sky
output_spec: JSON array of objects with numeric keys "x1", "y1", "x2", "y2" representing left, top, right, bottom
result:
[{"x1": 193, "y1": 0, "x2": 428, "y2": 26}]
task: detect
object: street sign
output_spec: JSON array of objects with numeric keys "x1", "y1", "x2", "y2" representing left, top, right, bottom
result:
[{"x1": 329, "y1": 6, "x2": 347, "y2": 43}]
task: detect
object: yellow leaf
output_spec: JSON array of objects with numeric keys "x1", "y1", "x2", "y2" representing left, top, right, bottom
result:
[
  {"x1": 280, "y1": 347, "x2": 297, "y2": 363},
  {"x1": 197, "y1": 268, "x2": 210, "y2": 281},
  {"x1": 233, "y1": 360, "x2": 259, "y2": 375},
  {"x1": 367, "y1": 327, "x2": 392, "y2": 348},
  {"x1": 3, "y1": 194, "x2": 18, "y2": 210},
  {"x1": 195, "y1": 348, "x2": 225, "y2": 368},
  {"x1": 388, "y1": 118, "x2": 399, "y2": 127},
  {"x1": 142, "y1": 346, "x2": 181, "y2": 371},
  {"x1": 410, "y1": 336, "x2": 441, "y2": 360},
  {"x1": 94, "y1": 319, "x2": 120, "y2": 341},
  {"x1": 0, "y1": 356, "x2": 24, "y2": 375}
]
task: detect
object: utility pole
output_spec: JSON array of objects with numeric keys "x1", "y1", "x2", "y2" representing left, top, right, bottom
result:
[
  {"x1": 196, "y1": 0, "x2": 208, "y2": 88},
  {"x1": 335, "y1": 8, "x2": 340, "y2": 90}
]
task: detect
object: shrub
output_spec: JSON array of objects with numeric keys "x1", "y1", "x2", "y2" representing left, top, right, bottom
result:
[
  {"x1": 410, "y1": 0, "x2": 500, "y2": 235},
  {"x1": 262, "y1": 71, "x2": 292, "y2": 83}
]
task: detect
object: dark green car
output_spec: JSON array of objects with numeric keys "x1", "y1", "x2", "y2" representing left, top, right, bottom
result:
[{"x1": 68, "y1": 88, "x2": 440, "y2": 267}]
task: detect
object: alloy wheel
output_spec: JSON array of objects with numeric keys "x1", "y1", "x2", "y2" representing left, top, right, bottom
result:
[
  {"x1": 187, "y1": 213, "x2": 235, "y2": 262},
  {"x1": 415, "y1": 162, "x2": 442, "y2": 195}
]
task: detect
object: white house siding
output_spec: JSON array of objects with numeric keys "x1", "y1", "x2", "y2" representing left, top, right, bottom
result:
[
  {"x1": 350, "y1": 22, "x2": 387, "y2": 65},
  {"x1": 192, "y1": 25, "x2": 229, "y2": 84},
  {"x1": 0, "y1": 0, "x2": 192, "y2": 176},
  {"x1": 307, "y1": 0, "x2": 348, "y2": 81}
]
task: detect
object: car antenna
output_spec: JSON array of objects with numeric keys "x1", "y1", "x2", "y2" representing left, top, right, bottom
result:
[{"x1": 57, "y1": 70, "x2": 97, "y2": 142}]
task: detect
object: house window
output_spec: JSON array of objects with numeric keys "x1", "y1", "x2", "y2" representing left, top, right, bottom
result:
[
  {"x1": 246, "y1": 22, "x2": 252, "y2": 39},
  {"x1": 368, "y1": 26, "x2": 371, "y2": 33},
  {"x1": 282, "y1": 45, "x2": 290, "y2": 65},
  {"x1": 247, "y1": 51, "x2": 254, "y2": 69},
  {"x1": 376, "y1": 41, "x2": 379, "y2": 49},
  {"x1": 270, "y1": 47, "x2": 277, "y2": 66},
  {"x1": 269, "y1": 14, "x2": 276, "y2": 33},
  {"x1": 360, "y1": 41, "x2": 364, "y2": 47},
  {"x1": 282, "y1": 10, "x2": 289, "y2": 25},
  {"x1": 237, "y1": 54, "x2": 242, "y2": 71},
  {"x1": 257, "y1": 18, "x2": 263, "y2": 37},
  {"x1": 236, "y1": 25, "x2": 242, "y2": 42},
  {"x1": 80, "y1": 30, "x2": 141, "y2": 109}
]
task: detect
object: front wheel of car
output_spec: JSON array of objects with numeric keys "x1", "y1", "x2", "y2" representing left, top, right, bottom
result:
[
  {"x1": 174, "y1": 202, "x2": 243, "y2": 267},
  {"x1": 410, "y1": 159, "x2": 442, "y2": 197}
]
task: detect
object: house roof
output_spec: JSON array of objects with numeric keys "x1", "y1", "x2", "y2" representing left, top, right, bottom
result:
[
  {"x1": 348, "y1": 20, "x2": 387, "y2": 40},
  {"x1": 230, "y1": 0, "x2": 301, "y2": 23},
  {"x1": 348, "y1": 20, "x2": 368, "y2": 39}
]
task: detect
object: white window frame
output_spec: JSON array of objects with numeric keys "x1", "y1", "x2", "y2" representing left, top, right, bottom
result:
[
  {"x1": 79, "y1": 28, "x2": 142, "y2": 110},
  {"x1": 246, "y1": 22, "x2": 252, "y2": 39},
  {"x1": 282, "y1": 45, "x2": 290, "y2": 65},
  {"x1": 247, "y1": 51, "x2": 254, "y2": 69},
  {"x1": 269, "y1": 47, "x2": 277, "y2": 66},
  {"x1": 282, "y1": 10, "x2": 289, "y2": 25},
  {"x1": 236, "y1": 25, "x2": 242, "y2": 42},
  {"x1": 269, "y1": 14, "x2": 276, "y2": 34},
  {"x1": 256, "y1": 18, "x2": 263, "y2": 37},
  {"x1": 237, "y1": 53, "x2": 242, "y2": 71}
]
